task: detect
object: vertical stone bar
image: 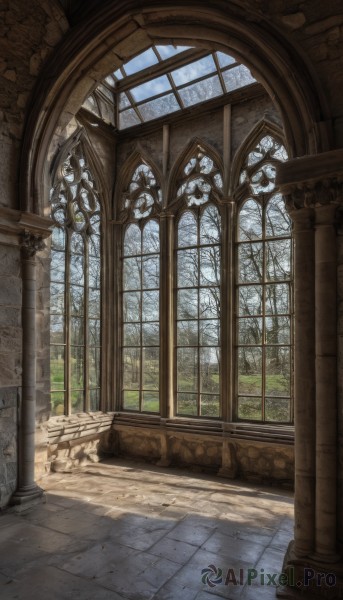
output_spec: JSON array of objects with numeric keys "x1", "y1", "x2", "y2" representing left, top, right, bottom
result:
[
  {"x1": 11, "y1": 232, "x2": 44, "y2": 507},
  {"x1": 337, "y1": 217, "x2": 343, "y2": 553},
  {"x1": 160, "y1": 213, "x2": 174, "y2": 419},
  {"x1": 288, "y1": 205, "x2": 316, "y2": 557},
  {"x1": 315, "y1": 202, "x2": 339, "y2": 561}
]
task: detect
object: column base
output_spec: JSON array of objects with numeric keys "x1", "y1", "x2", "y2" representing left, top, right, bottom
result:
[
  {"x1": 10, "y1": 484, "x2": 45, "y2": 512},
  {"x1": 277, "y1": 540, "x2": 343, "y2": 599}
]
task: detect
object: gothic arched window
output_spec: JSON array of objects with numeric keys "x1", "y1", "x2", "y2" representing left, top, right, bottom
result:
[
  {"x1": 121, "y1": 162, "x2": 161, "y2": 413},
  {"x1": 236, "y1": 135, "x2": 292, "y2": 422},
  {"x1": 174, "y1": 147, "x2": 223, "y2": 417},
  {"x1": 50, "y1": 138, "x2": 102, "y2": 416}
]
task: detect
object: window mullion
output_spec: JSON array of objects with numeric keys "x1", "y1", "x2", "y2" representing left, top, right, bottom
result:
[
  {"x1": 66, "y1": 229, "x2": 72, "y2": 416},
  {"x1": 84, "y1": 235, "x2": 90, "y2": 412}
]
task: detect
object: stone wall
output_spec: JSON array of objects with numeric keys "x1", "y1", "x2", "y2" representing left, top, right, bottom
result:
[
  {"x1": 0, "y1": 388, "x2": 17, "y2": 506},
  {"x1": 111, "y1": 424, "x2": 294, "y2": 488}
]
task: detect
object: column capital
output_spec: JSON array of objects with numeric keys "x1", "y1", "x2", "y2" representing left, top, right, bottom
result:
[
  {"x1": 282, "y1": 178, "x2": 343, "y2": 212},
  {"x1": 20, "y1": 231, "x2": 46, "y2": 259}
]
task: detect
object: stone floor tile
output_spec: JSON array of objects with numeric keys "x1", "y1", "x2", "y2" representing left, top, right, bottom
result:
[
  {"x1": 149, "y1": 536, "x2": 199, "y2": 564},
  {"x1": 0, "y1": 565, "x2": 126, "y2": 600},
  {"x1": 201, "y1": 531, "x2": 265, "y2": 564}
]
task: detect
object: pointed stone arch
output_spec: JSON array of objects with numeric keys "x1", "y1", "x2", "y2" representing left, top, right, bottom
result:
[
  {"x1": 168, "y1": 137, "x2": 224, "y2": 209},
  {"x1": 20, "y1": 1, "x2": 332, "y2": 216},
  {"x1": 114, "y1": 150, "x2": 163, "y2": 222}
]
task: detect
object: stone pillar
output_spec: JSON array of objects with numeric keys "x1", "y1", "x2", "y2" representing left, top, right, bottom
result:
[
  {"x1": 314, "y1": 202, "x2": 339, "y2": 561},
  {"x1": 11, "y1": 232, "x2": 45, "y2": 508},
  {"x1": 287, "y1": 203, "x2": 316, "y2": 558}
]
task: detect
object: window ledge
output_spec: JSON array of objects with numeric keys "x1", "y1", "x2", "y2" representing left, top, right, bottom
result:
[{"x1": 112, "y1": 412, "x2": 294, "y2": 445}]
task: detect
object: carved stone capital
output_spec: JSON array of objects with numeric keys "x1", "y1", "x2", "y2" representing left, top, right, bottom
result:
[
  {"x1": 283, "y1": 178, "x2": 343, "y2": 212},
  {"x1": 21, "y1": 231, "x2": 46, "y2": 259}
]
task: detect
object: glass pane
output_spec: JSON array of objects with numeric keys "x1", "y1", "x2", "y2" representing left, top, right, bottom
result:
[
  {"x1": 90, "y1": 388, "x2": 100, "y2": 412},
  {"x1": 238, "y1": 285, "x2": 262, "y2": 316},
  {"x1": 156, "y1": 45, "x2": 191, "y2": 59},
  {"x1": 51, "y1": 314, "x2": 64, "y2": 344},
  {"x1": 171, "y1": 55, "x2": 217, "y2": 86},
  {"x1": 123, "y1": 348, "x2": 140, "y2": 389},
  {"x1": 177, "y1": 320, "x2": 198, "y2": 346},
  {"x1": 223, "y1": 64, "x2": 255, "y2": 91},
  {"x1": 143, "y1": 220, "x2": 160, "y2": 253},
  {"x1": 51, "y1": 227, "x2": 65, "y2": 251},
  {"x1": 119, "y1": 92, "x2": 131, "y2": 110},
  {"x1": 124, "y1": 323, "x2": 140, "y2": 346},
  {"x1": 124, "y1": 224, "x2": 141, "y2": 256},
  {"x1": 130, "y1": 75, "x2": 171, "y2": 102},
  {"x1": 139, "y1": 93, "x2": 180, "y2": 121},
  {"x1": 71, "y1": 317, "x2": 84, "y2": 345},
  {"x1": 265, "y1": 284, "x2": 290, "y2": 315},
  {"x1": 217, "y1": 52, "x2": 236, "y2": 68},
  {"x1": 89, "y1": 213, "x2": 101, "y2": 235},
  {"x1": 71, "y1": 346, "x2": 84, "y2": 389},
  {"x1": 142, "y1": 255, "x2": 159, "y2": 289},
  {"x1": 119, "y1": 109, "x2": 141, "y2": 129},
  {"x1": 177, "y1": 249, "x2": 198, "y2": 287},
  {"x1": 70, "y1": 253, "x2": 84, "y2": 284},
  {"x1": 265, "y1": 316, "x2": 291, "y2": 344},
  {"x1": 238, "y1": 200, "x2": 262, "y2": 241},
  {"x1": 200, "y1": 205, "x2": 221, "y2": 245},
  {"x1": 178, "y1": 211, "x2": 197, "y2": 247},
  {"x1": 178, "y1": 288, "x2": 198, "y2": 320},
  {"x1": 177, "y1": 347, "x2": 198, "y2": 391},
  {"x1": 142, "y1": 347, "x2": 159, "y2": 390},
  {"x1": 89, "y1": 347, "x2": 101, "y2": 387},
  {"x1": 51, "y1": 283, "x2": 65, "y2": 315},
  {"x1": 70, "y1": 285, "x2": 84, "y2": 316},
  {"x1": 124, "y1": 48, "x2": 159, "y2": 76},
  {"x1": 238, "y1": 347, "x2": 262, "y2": 395},
  {"x1": 123, "y1": 257, "x2": 141, "y2": 290},
  {"x1": 142, "y1": 391, "x2": 159, "y2": 413},
  {"x1": 238, "y1": 242, "x2": 263, "y2": 283},
  {"x1": 200, "y1": 347, "x2": 220, "y2": 394},
  {"x1": 200, "y1": 320, "x2": 219, "y2": 346},
  {"x1": 123, "y1": 390, "x2": 140, "y2": 411},
  {"x1": 89, "y1": 287, "x2": 101, "y2": 318},
  {"x1": 51, "y1": 251, "x2": 65, "y2": 283},
  {"x1": 70, "y1": 232, "x2": 83, "y2": 254},
  {"x1": 199, "y1": 288, "x2": 220, "y2": 319},
  {"x1": 265, "y1": 398, "x2": 290, "y2": 422},
  {"x1": 71, "y1": 390, "x2": 84, "y2": 413},
  {"x1": 200, "y1": 246, "x2": 220, "y2": 286},
  {"x1": 238, "y1": 397, "x2": 262, "y2": 420},
  {"x1": 238, "y1": 317, "x2": 263, "y2": 345},
  {"x1": 142, "y1": 290, "x2": 159, "y2": 321},
  {"x1": 266, "y1": 240, "x2": 291, "y2": 281},
  {"x1": 123, "y1": 291, "x2": 141, "y2": 322},
  {"x1": 50, "y1": 346, "x2": 64, "y2": 391},
  {"x1": 250, "y1": 164, "x2": 276, "y2": 195},
  {"x1": 51, "y1": 391, "x2": 65, "y2": 416},
  {"x1": 89, "y1": 234, "x2": 101, "y2": 258},
  {"x1": 89, "y1": 257, "x2": 101, "y2": 288},
  {"x1": 142, "y1": 322, "x2": 159, "y2": 346},
  {"x1": 266, "y1": 195, "x2": 291, "y2": 238},
  {"x1": 201, "y1": 395, "x2": 220, "y2": 418},
  {"x1": 266, "y1": 346, "x2": 290, "y2": 396},
  {"x1": 89, "y1": 319, "x2": 101, "y2": 346},
  {"x1": 177, "y1": 393, "x2": 197, "y2": 415},
  {"x1": 178, "y1": 75, "x2": 222, "y2": 107}
]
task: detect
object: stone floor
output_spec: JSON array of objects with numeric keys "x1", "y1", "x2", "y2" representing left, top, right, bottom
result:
[{"x1": 0, "y1": 458, "x2": 294, "y2": 600}]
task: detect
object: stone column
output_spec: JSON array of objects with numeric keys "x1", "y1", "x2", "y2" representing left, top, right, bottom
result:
[
  {"x1": 287, "y1": 201, "x2": 316, "y2": 558},
  {"x1": 11, "y1": 232, "x2": 45, "y2": 508},
  {"x1": 314, "y1": 201, "x2": 339, "y2": 561}
]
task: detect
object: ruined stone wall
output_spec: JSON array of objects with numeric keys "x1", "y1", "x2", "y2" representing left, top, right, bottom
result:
[{"x1": 0, "y1": 0, "x2": 68, "y2": 507}]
